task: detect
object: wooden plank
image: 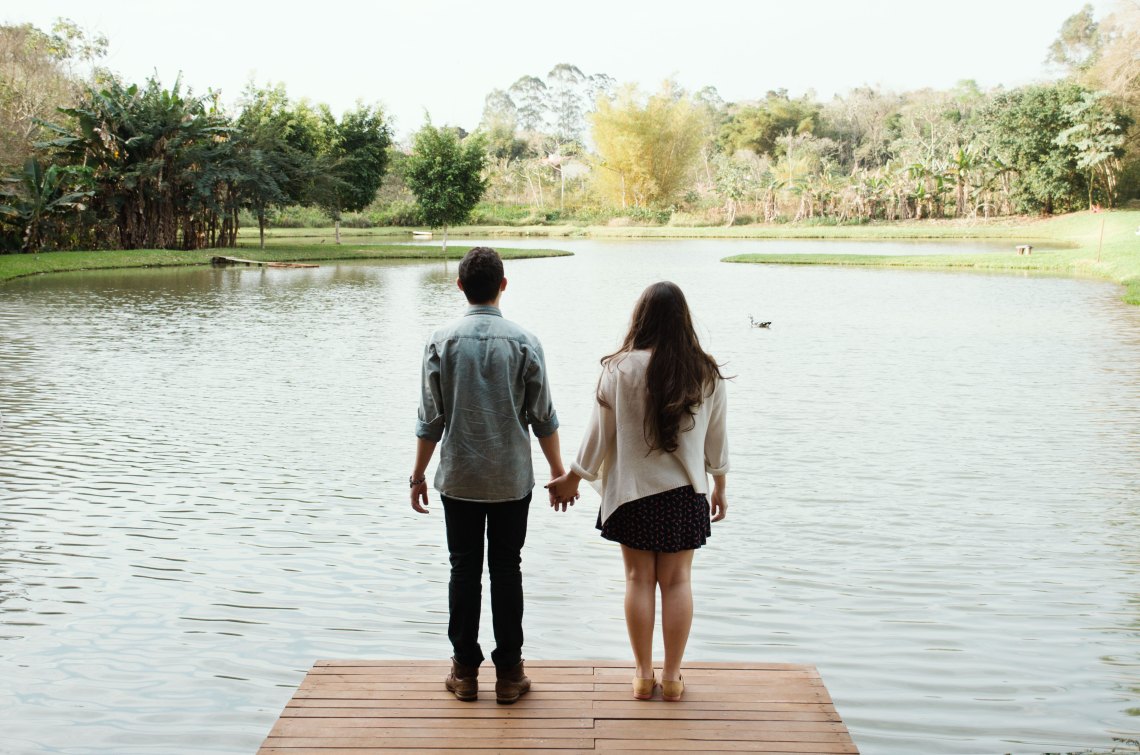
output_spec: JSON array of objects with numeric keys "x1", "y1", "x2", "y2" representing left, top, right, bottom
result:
[
  {"x1": 312, "y1": 659, "x2": 810, "y2": 670},
  {"x1": 593, "y1": 667, "x2": 819, "y2": 681},
  {"x1": 261, "y1": 752, "x2": 598, "y2": 755},
  {"x1": 595, "y1": 740, "x2": 858, "y2": 753},
  {"x1": 210, "y1": 255, "x2": 318, "y2": 269},
  {"x1": 259, "y1": 660, "x2": 859, "y2": 754},
  {"x1": 263, "y1": 737, "x2": 594, "y2": 748},
  {"x1": 595, "y1": 699, "x2": 834, "y2": 712},
  {"x1": 270, "y1": 718, "x2": 594, "y2": 736},
  {"x1": 278, "y1": 711, "x2": 597, "y2": 720},
  {"x1": 292, "y1": 689, "x2": 600, "y2": 700},
  {"x1": 300, "y1": 678, "x2": 597, "y2": 687},
  {"x1": 286, "y1": 698, "x2": 587, "y2": 710},
  {"x1": 593, "y1": 719, "x2": 849, "y2": 736}
]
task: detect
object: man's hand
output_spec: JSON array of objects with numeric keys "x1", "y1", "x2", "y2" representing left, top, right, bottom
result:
[
  {"x1": 410, "y1": 438, "x2": 437, "y2": 514},
  {"x1": 411, "y1": 479, "x2": 430, "y2": 513},
  {"x1": 545, "y1": 470, "x2": 580, "y2": 512}
]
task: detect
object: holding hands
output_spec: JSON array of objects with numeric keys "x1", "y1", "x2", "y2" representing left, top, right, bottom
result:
[{"x1": 546, "y1": 470, "x2": 581, "y2": 512}]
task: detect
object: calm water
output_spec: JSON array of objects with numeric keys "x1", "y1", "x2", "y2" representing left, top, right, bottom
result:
[{"x1": 1, "y1": 239, "x2": 1137, "y2": 755}]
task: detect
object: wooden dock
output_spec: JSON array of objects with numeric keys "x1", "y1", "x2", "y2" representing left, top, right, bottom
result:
[
  {"x1": 258, "y1": 659, "x2": 858, "y2": 754},
  {"x1": 211, "y1": 256, "x2": 319, "y2": 269}
]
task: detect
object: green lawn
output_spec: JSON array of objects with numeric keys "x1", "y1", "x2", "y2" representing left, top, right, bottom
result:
[
  {"x1": 0, "y1": 242, "x2": 570, "y2": 284},
  {"x1": 723, "y1": 210, "x2": 1140, "y2": 305}
]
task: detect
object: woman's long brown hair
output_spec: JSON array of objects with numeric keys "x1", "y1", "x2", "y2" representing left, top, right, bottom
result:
[{"x1": 601, "y1": 281, "x2": 726, "y2": 453}]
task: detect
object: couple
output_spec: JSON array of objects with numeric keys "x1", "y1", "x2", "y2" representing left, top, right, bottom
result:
[{"x1": 410, "y1": 247, "x2": 729, "y2": 705}]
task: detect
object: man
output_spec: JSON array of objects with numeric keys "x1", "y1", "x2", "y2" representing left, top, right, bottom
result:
[{"x1": 410, "y1": 247, "x2": 565, "y2": 705}]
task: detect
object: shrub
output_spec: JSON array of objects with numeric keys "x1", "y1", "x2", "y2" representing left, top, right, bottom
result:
[
  {"x1": 340, "y1": 212, "x2": 373, "y2": 228},
  {"x1": 467, "y1": 202, "x2": 532, "y2": 225},
  {"x1": 370, "y1": 201, "x2": 424, "y2": 227},
  {"x1": 268, "y1": 205, "x2": 332, "y2": 228}
]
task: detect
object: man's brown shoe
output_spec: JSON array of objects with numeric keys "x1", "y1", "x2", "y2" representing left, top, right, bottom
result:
[
  {"x1": 444, "y1": 658, "x2": 479, "y2": 702},
  {"x1": 495, "y1": 660, "x2": 531, "y2": 705}
]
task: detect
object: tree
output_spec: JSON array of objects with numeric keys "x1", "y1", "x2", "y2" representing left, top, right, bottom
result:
[
  {"x1": 820, "y1": 87, "x2": 903, "y2": 170},
  {"x1": 1047, "y1": 4, "x2": 1101, "y2": 74},
  {"x1": 586, "y1": 73, "x2": 617, "y2": 105},
  {"x1": 547, "y1": 63, "x2": 587, "y2": 144},
  {"x1": 0, "y1": 159, "x2": 92, "y2": 252},
  {"x1": 508, "y1": 76, "x2": 547, "y2": 133},
  {"x1": 1055, "y1": 91, "x2": 1130, "y2": 207},
  {"x1": 712, "y1": 152, "x2": 753, "y2": 225},
  {"x1": 1085, "y1": 1, "x2": 1140, "y2": 107},
  {"x1": 590, "y1": 81, "x2": 708, "y2": 208},
  {"x1": 1083, "y1": 1, "x2": 1140, "y2": 200},
  {"x1": 0, "y1": 19, "x2": 106, "y2": 174},
  {"x1": 405, "y1": 123, "x2": 487, "y2": 253},
  {"x1": 478, "y1": 89, "x2": 530, "y2": 161},
  {"x1": 306, "y1": 103, "x2": 392, "y2": 243},
  {"x1": 234, "y1": 83, "x2": 309, "y2": 248},
  {"x1": 47, "y1": 76, "x2": 240, "y2": 250},
  {"x1": 982, "y1": 82, "x2": 1099, "y2": 214},
  {"x1": 718, "y1": 91, "x2": 821, "y2": 158}
]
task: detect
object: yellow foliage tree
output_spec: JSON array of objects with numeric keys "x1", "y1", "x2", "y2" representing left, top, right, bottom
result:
[
  {"x1": 1086, "y1": 1, "x2": 1140, "y2": 113},
  {"x1": 589, "y1": 81, "x2": 707, "y2": 208}
]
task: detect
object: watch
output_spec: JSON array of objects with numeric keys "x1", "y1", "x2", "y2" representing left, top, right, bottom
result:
[{"x1": 409, "y1": 475, "x2": 426, "y2": 487}]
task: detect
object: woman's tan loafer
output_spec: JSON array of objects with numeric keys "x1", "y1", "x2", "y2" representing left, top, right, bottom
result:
[
  {"x1": 632, "y1": 675, "x2": 657, "y2": 700},
  {"x1": 662, "y1": 675, "x2": 685, "y2": 702}
]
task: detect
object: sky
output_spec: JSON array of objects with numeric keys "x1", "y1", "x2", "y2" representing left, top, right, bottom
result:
[{"x1": 5, "y1": 0, "x2": 1113, "y2": 139}]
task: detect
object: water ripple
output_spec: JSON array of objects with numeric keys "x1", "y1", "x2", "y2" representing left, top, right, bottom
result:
[{"x1": 1, "y1": 243, "x2": 1138, "y2": 754}]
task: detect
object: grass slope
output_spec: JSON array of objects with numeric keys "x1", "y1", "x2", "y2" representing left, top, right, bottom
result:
[
  {"x1": 723, "y1": 210, "x2": 1140, "y2": 305},
  {"x1": 0, "y1": 242, "x2": 570, "y2": 285}
]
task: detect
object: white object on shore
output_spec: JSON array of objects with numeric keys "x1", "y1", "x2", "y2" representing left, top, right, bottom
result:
[{"x1": 413, "y1": 230, "x2": 432, "y2": 239}]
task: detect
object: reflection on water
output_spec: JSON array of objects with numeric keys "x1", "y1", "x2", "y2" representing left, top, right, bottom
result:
[{"x1": 1, "y1": 239, "x2": 1138, "y2": 754}]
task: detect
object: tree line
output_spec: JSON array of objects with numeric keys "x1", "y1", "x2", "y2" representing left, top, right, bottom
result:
[
  {"x1": 2, "y1": 3, "x2": 1138, "y2": 253},
  {"x1": 464, "y1": 2, "x2": 1136, "y2": 225},
  {"x1": 0, "y1": 20, "x2": 392, "y2": 253}
]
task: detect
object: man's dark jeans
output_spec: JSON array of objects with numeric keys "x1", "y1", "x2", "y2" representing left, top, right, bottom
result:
[{"x1": 440, "y1": 492, "x2": 531, "y2": 670}]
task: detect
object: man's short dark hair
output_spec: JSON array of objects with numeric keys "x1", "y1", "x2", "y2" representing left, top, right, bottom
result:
[{"x1": 458, "y1": 247, "x2": 504, "y2": 304}]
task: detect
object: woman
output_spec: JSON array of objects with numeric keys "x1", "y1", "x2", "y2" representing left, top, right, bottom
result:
[{"x1": 548, "y1": 281, "x2": 729, "y2": 701}]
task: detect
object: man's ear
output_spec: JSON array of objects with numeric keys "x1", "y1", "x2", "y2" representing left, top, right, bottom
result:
[
  {"x1": 500, "y1": 277, "x2": 508, "y2": 292},
  {"x1": 456, "y1": 278, "x2": 464, "y2": 292}
]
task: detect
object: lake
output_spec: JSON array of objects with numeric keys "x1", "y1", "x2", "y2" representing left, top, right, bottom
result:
[{"x1": 1, "y1": 239, "x2": 1137, "y2": 754}]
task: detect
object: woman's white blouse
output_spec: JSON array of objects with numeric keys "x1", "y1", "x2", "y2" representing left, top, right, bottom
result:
[{"x1": 570, "y1": 350, "x2": 730, "y2": 525}]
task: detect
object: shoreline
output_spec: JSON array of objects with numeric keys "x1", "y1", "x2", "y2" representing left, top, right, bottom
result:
[
  {"x1": 0, "y1": 244, "x2": 570, "y2": 285},
  {"x1": 718, "y1": 210, "x2": 1139, "y2": 305},
  {"x1": 2, "y1": 211, "x2": 1137, "y2": 305}
]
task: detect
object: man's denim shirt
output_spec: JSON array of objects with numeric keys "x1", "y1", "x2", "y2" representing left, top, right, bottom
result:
[{"x1": 416, "y1": 305, "x2": 559, "y2": 502}]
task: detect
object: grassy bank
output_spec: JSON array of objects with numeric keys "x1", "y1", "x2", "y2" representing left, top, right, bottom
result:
[
  {"x1": 4, "y1": 213, "x2": 1138, "y2": 303},
  {"x1": 723, "y1": 210, "x2": 1140, "y2": 305},
  {"x1": 257, "y1": 218, "x2": 1050, "y2": 241},
  {"x1": 0, "y1": 243, "x2": 570, "y2": 285}
]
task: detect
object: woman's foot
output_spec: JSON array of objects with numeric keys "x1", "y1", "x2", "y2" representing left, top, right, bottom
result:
[
  {"x1": 632, "y1": 674, "x2": 657, "y2": 700},
  {"x1": 662, "y1": 675, "x2": 685, "y2": 702}
]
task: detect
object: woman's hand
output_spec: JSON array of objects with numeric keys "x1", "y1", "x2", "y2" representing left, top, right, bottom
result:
[
  {"x1": 545, "y1": 471, "x2": 581, "y2": 512},
  {"x1": 710, "y1": 477, "x2": 727, "y2": 522}
]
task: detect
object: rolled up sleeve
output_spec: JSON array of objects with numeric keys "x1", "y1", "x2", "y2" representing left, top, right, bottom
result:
[
  {"x1": 415, "y1": 340, "x2": 446, "y2": 442},
  {"x1": 571, "y1": 367, "x2": 617, "y2": 482},
  {"x1": 524, "y1": 343, "x2": 559, "y2": 438},
  {"x1": 703, "y1": 379, "x2": 730, "y2": 475}
]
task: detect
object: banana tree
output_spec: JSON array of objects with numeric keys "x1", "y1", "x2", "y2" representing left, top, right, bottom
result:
[
  {"x1": 0, "y1": 159, "x2": 93, "y2": 252},
  {"x1": 946, "y1": 146, "x2": 977, "y2": 217}
]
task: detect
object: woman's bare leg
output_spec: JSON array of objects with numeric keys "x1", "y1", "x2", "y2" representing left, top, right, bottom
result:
[
  {"x1": 621, "y1": 545, "x2": 657, "y2": 679},
  {"x1": 656, "y1": 549, "x2": 695, "y2": 682}
]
